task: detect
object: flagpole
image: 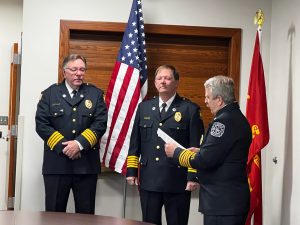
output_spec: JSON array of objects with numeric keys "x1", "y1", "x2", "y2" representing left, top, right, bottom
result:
[{"x1": 122, "y1": 177, "x2": 127, "y2": 218}]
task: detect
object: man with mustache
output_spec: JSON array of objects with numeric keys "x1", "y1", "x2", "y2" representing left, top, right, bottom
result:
[{"x1": 35, "y1": 54, "x2": 107, "y2": 214}]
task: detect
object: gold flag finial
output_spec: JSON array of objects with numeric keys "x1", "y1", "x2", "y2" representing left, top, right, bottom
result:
[{"x1": 254, "y1": 9, "x2": 264, "y2": 27}]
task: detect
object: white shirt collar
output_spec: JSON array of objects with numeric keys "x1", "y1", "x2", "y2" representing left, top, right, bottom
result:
[
  {"x1": 159, "y1": 93, "x2": 176, "y2": 111},
  {"x1": 65, "y1": 80, "x2": 77, "y2": 95}
]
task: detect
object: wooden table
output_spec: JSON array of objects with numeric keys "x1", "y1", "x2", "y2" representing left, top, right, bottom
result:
[{"x1": 0, "y1": 211, "x2": 154, "y2": 225}]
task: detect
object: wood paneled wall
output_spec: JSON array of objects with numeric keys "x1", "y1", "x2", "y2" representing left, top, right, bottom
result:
[{"x1": 59, "y1": 20, "x2": 241, "y2": 128}]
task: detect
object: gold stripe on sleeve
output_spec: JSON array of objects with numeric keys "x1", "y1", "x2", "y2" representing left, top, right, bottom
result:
[
  {"x1": 82, "y1": 129, "x2": 97, "y2": 147},
  {"x1": 47, "y1": 131, "x2": 64, "y2": 150},
  {"x1": 127, "y1": 155, "x2": 139, "y2": 168},
  {"x1": 188, "y1": 167, "x2": 197, "y2": 173},
  {"x1": 178, "y1": 149, "x2": 196, "y2": 168}
]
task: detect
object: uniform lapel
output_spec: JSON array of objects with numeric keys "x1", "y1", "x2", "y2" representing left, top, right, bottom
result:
[
  {"x1": 58, "y1": 82, "x2": 85, "y2": 107},
  {"x1": 162, "y1": 94, "x2": 181, "y2": 121},
  {"x1": 73, "y1": 86, "x2": 86, "y2": 106},
  {"x1": 58, "y1": 82, "x2": 74, "y2": 106},
  {"x1": 152, "y1": 97, "x2": 161, "y2": 121}
]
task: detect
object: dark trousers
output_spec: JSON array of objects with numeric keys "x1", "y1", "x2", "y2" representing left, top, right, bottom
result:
[
  {"x1": 204, "y1": 214, "x2": 248, "y2": 225},
  {"x1": 43, "y1": 174, "x2": 98, "y2": 214},
  {"x1": 140, "y1": 189, "x2": 191, "y2": 225}
]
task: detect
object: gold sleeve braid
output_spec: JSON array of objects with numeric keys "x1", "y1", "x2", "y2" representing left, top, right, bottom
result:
[
  {"x1": 127, "y1": 155, "x2": 139, "y2": 168},
  {"x1": 81, "y1": 129, "x2": 98, "y2": 147},
  {"x1": 178, "y1": 149, "x2": 196, "y2": 168},
  {"x1": 188, "y1": 167, "x2": 197, "y2": 173},
  {"x1": 47, "y1": 131, "x2": 64, "y2": 150}
]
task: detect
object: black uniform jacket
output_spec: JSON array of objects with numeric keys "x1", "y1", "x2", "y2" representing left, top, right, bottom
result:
[
  {"x1": 127, "y1": 94, "x2": 204, "y2": 193},
  {"x1": 173, "y1": 102, "x2": 252, "y2": 215},
  {"x1": 35, "y1": 81, "x2": 107, "y2": 175}
]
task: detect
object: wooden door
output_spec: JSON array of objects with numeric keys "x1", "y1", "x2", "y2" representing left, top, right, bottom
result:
[{"x1": 58, "y1": 20, "x2": 241, "y2": 128}]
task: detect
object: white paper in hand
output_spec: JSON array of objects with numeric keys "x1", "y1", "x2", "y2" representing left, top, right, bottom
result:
[{"x1": 157, "y1": 128, "x2": 185, "y2": 149}]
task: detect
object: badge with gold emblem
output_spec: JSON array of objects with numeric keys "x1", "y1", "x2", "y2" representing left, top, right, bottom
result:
[
  {"x1": 85, "y1": 99, "x2": 93, "y2": 109},
  {"x1": 174, "y1": 112, "x2": 182, "y2": 122}
]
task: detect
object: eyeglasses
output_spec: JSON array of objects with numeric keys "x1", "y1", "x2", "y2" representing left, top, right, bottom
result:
[{"x1": 65, "y1": 67, "x2": 87, "y2": 73}]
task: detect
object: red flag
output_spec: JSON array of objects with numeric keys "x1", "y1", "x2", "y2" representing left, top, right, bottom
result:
[
  {"x1": 245, "y1": 30, "x2": 270, "y2": 225},
  {"x1": 100, "y1": 0, "x2": 148, "y2": 175}
]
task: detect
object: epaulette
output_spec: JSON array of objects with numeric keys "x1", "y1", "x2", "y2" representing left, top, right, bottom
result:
[
  {"x1": 142, "y1": 96, "x2": 154, "y2": 102},
  {"x1": 181, "y1": 96, "x2": 191, "y2": 102},
  {"x1": 83, "y1": 82, "x2": 96, "y2": 87},
  {"x1": 181, "y1": 96, "x2": 200, "y2": 108},
  {"x1": 47, "y1": 83, "x2": 59, "y2": 90},
  {"x1": 50, "y1": 83, "x2": 59, "y2": 87}
]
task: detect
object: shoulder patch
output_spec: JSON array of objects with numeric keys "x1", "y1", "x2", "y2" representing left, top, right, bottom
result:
[{"x1": 210, "y1": 122, "x2": 225, "y2": 137}]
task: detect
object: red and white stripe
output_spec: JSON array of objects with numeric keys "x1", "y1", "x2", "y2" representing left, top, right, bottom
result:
[{"x1": 100, "y1": 61, "x2": 147, "y2": 174}]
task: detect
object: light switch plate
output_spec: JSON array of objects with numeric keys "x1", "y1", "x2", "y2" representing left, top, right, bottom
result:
[{"x1": 0, "y1": 116, "x2": 8, "y2": 125}]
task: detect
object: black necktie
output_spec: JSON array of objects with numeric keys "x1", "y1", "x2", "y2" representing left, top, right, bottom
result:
[
  {"x1": 160, "y1": 103, "x2": 167, "y2": 119},
  {"x1": 72, "y1": 90, "x2": 78, "y2": 99}
]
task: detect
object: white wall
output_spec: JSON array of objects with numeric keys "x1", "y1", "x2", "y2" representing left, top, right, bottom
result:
[
  {"x1": 265, "y1": 0, "x2": 300, "y2": 225},
  {"x1": 0, "y1": 0, "x2": 23, "y2": 210},
  {"x1": 13, "y1": 0, "x2": 300, "y2": 224}
]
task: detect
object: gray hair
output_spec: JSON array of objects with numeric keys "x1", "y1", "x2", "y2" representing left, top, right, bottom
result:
[
  {"x1": 204, "y1": 75, "x2": 236, "y2": 104},
  {"x1": 62, "y1": 54, "x2": 87, "y2": 69}
]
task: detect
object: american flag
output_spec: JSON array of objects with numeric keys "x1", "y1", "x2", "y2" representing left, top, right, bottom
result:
[{"x1": 100, "y1": 0, "x2": 147, "y2": 175}]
